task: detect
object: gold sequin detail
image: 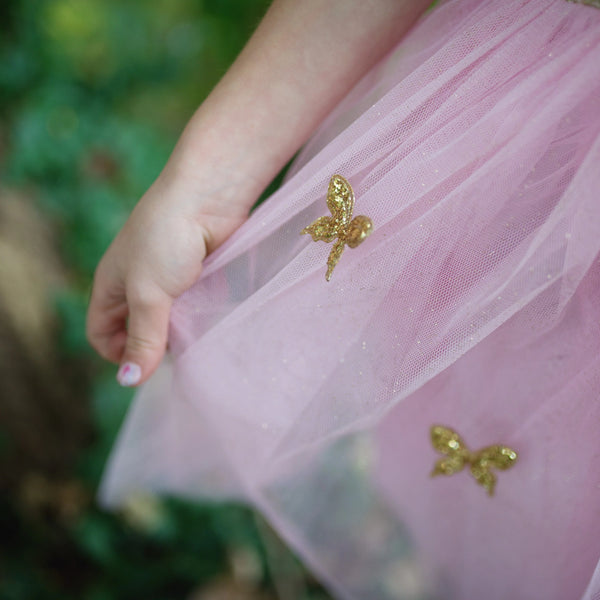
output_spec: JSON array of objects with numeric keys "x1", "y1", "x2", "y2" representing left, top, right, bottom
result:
[
  {"x1": 567, "y1": 0, "x2": 600, "y2": 8},
  {"x1": 429, "y1": 425, "x2": 518, "y2": 496},
  {"x1": 301, "y1": 174, "x2": 373, "y2": 281}
]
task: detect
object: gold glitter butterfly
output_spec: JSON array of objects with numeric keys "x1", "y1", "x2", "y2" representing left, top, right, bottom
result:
[
  {"x1": 301, "y1": 174, "x2": 373, "y2": 281},
  {"x1": 430, "y1": 425, "x2": 518, "y2": 496}
]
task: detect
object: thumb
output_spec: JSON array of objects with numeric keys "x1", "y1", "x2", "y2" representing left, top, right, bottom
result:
[{"x1": 116, "y1": 287, "x2": 172, "y2": 387}]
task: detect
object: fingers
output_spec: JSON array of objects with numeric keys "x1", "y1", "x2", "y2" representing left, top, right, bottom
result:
[
  {"x1": 87, "y1": 269, "x2": 129, "y2": 364},
  {"x1": 87, "y1": 265, "x2": 173, "y2": 387},
  {"x1": 115, "y1": 286, "x2": 172, "y2": 387}
]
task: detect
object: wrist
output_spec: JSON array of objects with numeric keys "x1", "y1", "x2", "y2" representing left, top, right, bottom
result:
[{"x1": 164, "y1": 106, "x2": 279, "y2": 216}]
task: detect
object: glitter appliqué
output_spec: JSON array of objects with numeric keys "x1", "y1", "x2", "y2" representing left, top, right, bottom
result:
[
  {"x1": 429, "y1": 425, "x2": 518, "y2": 496},
  {"x1": 301, "y1": 174, "x2": 373, "y2": 281},
  {"x1": 566, "y1": 0, "x2": 600, "y2": 8}
]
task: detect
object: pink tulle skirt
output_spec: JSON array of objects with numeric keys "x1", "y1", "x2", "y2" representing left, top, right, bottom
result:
[{"x1": 101, "y1": 1, "x2": 600, "y2": 598}]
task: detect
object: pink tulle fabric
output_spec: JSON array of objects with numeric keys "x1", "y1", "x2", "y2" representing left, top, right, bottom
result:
[{"x1": 100, "y1": 1, "x2": 600, "y2": 598}]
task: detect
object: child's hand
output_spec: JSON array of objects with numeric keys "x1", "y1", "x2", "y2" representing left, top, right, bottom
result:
[
  {"x1": 86, "y1": 164, "x2": 249, "y2": 387},
  {"x1": 86, "y1": 0, "x2": 431, "y2": 387}
]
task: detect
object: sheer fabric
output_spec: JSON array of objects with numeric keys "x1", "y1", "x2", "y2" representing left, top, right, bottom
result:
[{"x1": 101, "y1": 1, "x2": 600, "y2": 597}]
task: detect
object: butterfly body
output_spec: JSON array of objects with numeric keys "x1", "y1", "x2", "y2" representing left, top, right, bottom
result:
[
  {"x1": 301, "y1": 175, "x2": 373, "y2": 281},
  {"x1": 430, "y1": 425, "x2": 518, "y2": 496}
]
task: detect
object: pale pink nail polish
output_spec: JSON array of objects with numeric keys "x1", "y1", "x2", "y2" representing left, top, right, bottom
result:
[{"x1": 117, "y1": 362, "x2": 141, "y2": 387}]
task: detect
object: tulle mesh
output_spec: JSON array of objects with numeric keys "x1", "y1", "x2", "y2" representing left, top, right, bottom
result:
[{"x1": 101, "y1": 1, "x2": 600, "y2": 598}]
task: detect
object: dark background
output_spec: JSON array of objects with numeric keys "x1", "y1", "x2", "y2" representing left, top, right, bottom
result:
[{"x1": 0, "y1": 1, "x2": 329, "y2": 598}]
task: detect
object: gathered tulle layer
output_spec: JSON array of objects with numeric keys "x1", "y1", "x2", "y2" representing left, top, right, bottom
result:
[{"x1": 101, "y1": 1, "x2": 600, "y2": 598}]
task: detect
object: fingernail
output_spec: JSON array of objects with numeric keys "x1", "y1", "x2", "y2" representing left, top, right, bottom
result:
[{"x1": 117, "y1": 362, "x2": 142, "y2": 387}]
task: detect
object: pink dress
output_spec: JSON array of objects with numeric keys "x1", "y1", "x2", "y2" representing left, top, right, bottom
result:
[{"x1": 101, "y1": 1, "x2": 600, "y2": 598}]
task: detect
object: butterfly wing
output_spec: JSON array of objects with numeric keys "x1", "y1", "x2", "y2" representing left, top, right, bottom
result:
[
  {"x1": 430, "y1": 425, "x2": 470, "y2": 476},
  {"x1": 470, "y1": 445, "x2": 518, "y2": 496},
  {"x1": 470, "y1": 465, "x2": 497, "y2": 496},
  {"x1": 301, "y1": 216, "x2": 338, "y2": 242},
  {"x1": 345, "y1": 215, "x2": 374, "y2": 248},
  {"x1": 325, "y1": 239, "x2": 346, "y2": 281},
  {"x1": 474, "y1": 445, "x2": 518, "y2": 470},
  {"x1": 327, "y1": 174, "x2": 354, "y2": 226},
  {"x1": 430, "y1": 425, "x2": 469, "y2": 456}
]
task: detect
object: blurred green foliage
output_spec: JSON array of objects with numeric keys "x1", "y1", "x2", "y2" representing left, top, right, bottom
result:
[
  {"x1": 0, "y1": 1, "x2": 328, "y2": 598},
  {"x1": 1, "y1": 0, "x2": 271, "y2": 281}
]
